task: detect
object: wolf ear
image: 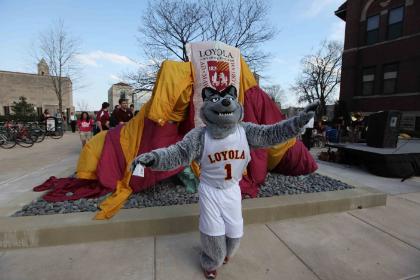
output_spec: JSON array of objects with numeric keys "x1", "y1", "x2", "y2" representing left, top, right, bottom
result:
[
  {"x1": 221, "y1": 85, "x2": 237, "y2": 99},
  {"x1": 202, "y1": 87, "x2": 219, "y2": 101}
]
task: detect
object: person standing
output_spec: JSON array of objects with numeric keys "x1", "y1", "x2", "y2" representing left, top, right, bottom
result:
[
  {"x1": 77, "y1": 112, "x2": 94, "y2": 146},
  {"x1": 55, "y1": 110, "x2": 62, "y2": 119},
  {"x1": 41, "y1": 109, "x2": 50, "y2": 122},
  {"x1": 114, "y1": 98, "x2": 133, "y2": 125},
  {"x1": 109, "y1": 105, "x2": 120, "y2": 128},
  {"x1": 69, "y1": 112, "x2": 77, "y2": 133},
  {"x1": 61, "y1": 111, "x2": 67, "y2": 131},
  {"x1": 95, "y1": 102, "x2": 110, "y2": 135}
]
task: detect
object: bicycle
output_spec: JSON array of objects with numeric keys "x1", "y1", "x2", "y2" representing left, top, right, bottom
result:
[
  {"x1": 0, "y1": 121, "x2": 34, "y2": 148},
  {"x1": 11, "y1": 122, "x2": 35, "y2": 148},
  {"x1": 0, "y1": 125, "x2": 16, "y2": 149},
  {"x1": 27, "y1": 122, "x2": 46, "y2": 143}
]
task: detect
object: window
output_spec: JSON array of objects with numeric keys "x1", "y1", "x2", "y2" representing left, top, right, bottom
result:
[
  {"x1": 382, "y1": 63, "x2": 398, "y2": 94},
  {"x1": 366, "y1": 15, "x2": 380, "y2": 44},
  {"x1": 362, "y1": 67, "x2": 376, "y2": 95},
  {"x1": 3, "y1": 106, "x2": 10, "y2": 115},
  {"x1": 388, "y1": 6, "x2": 404, "y2": 40}
]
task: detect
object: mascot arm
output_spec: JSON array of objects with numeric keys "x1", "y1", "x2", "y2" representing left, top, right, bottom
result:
[
  {"x1": 242, "y1": 102, "x2": 318, "y2": 148},
  {"x1": 131, "y1": 127, "x2": 204, "y2": 171}
]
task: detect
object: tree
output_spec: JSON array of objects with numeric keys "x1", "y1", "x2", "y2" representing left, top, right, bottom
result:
[
  {"x1": 76, "y1": 99, "x2": 90, "y2": 112},
  {"x1": 36, "y1": 20, "x2": 81, "y2": 114},
  {"x1": 139, "y1": 0, "x2": 205, "y2": 62},
  {"x1": 262, "y1": 84, "x2": 286, "y2": 108},
  {"x1": 133, "y1": 0, "x2": 276, "y2": 90},
  {"x1": 124, "y1": 59, "x2": 162, "y2": 93},
  {"x1": 200, "y1": 0, "x2": 275, "y2": 71},
  {"x1": 291, "y1": 40, "x2": 343, "y2": 117},
  {"x1": 11, "y1": 96, "x2": 36, "y2": 117}
]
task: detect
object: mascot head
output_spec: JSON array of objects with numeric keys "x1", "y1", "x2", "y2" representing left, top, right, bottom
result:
[{"x1": 200, "y1": 85, "x2": 243, "y2": 139}]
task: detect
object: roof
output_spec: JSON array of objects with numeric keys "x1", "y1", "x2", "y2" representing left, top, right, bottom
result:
[
  {"x1": 113, "y1": 82, "x2": 130, "y2": 86},
  {"x1": 335, "y1": 1, "x2": 347, "y2": 21},
  {"x1": 0, "y1": 70, "x2": 71, "y2": 80}
]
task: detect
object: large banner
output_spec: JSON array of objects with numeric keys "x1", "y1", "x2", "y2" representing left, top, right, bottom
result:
[{"x1": 187, "y1": 41, "x2": 241, "y2": 126}]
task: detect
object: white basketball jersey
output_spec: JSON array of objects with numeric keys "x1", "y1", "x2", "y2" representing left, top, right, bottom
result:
[{"x1": 199, "y1": 126, "x2": 251, "y2": 189}]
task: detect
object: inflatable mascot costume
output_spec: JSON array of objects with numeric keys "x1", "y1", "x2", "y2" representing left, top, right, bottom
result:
[{"x1": 131, "y1": 85, "x2": 318, "y2": 279}]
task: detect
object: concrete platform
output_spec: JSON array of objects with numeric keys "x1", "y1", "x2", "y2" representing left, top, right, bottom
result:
[
  {"x1": 316, "y1": 159, "x2": 420, "y2": 195},
  {"x1": 0, "y1": 186, "x2": 386, "y2": 249}
]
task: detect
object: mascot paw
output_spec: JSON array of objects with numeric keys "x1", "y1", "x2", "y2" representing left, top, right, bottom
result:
[
  {"x1": 131, "y1": 153, "x2": 156, "y2": 171},
  {"x1": 298, "y1": 101, "x2": 319, "y2": 127},
  {"x1": 304, "y1": 101, "x2": 320, "y2": 113}
]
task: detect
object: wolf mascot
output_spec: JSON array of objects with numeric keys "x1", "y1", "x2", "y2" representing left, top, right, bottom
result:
[{"x1": 132, "y1": 85, "x2": 317, "y2": 279}]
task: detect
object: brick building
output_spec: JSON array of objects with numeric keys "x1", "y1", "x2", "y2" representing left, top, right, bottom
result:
[
  {"x1": 0, "y1": 59, "x2": 73, "y2": 117},
  {"x1": 335, "y1": 0, "x2": 420, "y2": 132}
]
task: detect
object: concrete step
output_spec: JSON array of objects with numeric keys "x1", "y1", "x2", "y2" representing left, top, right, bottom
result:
[{"x1": 0, "y1": 186, "x2": 386, "y2": 249}]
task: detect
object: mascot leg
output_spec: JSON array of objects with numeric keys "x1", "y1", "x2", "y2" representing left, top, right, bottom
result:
[
  {"x1": 200, "y1": 232, "x2": 226, "y2": 271},
  {"x1": 226, "y1": 236, "x2": 241, "y2": 259}
]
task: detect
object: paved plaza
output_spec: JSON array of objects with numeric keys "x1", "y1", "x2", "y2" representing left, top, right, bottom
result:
[
  {"x1": 1, "y1": 136, "x2": 420, "y2": 280},
  {"x1": 0, "y1": 133, "x2": 81, "y2": 216}
]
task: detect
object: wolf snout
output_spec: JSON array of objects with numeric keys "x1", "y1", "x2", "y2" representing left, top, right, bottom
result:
[{"x1": 222, "y1": 99, "x2": 231, "y2": 107}]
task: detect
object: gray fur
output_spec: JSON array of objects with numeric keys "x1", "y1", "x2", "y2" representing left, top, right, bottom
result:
[
  {"x1": 131, "y1": 127, "x2": 205, "y2": 171},
  {"x1": 200, "y1": 233, "x2": 241, "y2": 271},
  {"x1": 226, "y1": 236, "x2": 241, "y2": 258},
  {"x1": 200, "y1": 86, "x2": 243, "y2": 139},
  {"x1": 200, "y1": 232, "x2": 226, "y2": 271},
  {"x1": 241, "y1": 111, "x2": 315, "y2": 148}
]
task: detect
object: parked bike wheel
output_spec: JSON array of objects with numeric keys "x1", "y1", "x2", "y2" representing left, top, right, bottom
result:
[
  {"x1": 16, "y1": 136, "x2": 34, "y2": 148},
  {"x1": 50, "y1": 127, "x2": 64, "y2": 139},
  {"x1": 0, "y1": 132, "x2": 16, "y2": 149},
  {"x1": 31, "y1": 128, "x2": 45, "y2": 143}
]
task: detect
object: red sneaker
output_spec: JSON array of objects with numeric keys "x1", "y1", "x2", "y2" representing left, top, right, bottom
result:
[
  {"x1": 223, "y1": 256, "x2": 229, "y2": 265},
  {"x1": 203, "y1": 269, "x2": 217, "y2": 279}
]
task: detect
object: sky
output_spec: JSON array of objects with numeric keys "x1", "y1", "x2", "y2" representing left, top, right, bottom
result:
[{"x1": 0, "y1": 0, "x2": 345, "y2": 110}]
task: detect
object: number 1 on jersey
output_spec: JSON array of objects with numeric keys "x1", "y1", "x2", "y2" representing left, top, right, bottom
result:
[{"x1": 224, "y1": 163, "x2": 232, "y2": 180}]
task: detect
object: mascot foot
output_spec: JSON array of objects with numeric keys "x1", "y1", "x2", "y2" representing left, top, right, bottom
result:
[{"x1": 223, "y1": 256, "x2": 229, "y2": 265}]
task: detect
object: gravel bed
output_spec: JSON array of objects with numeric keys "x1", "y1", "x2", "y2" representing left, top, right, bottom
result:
[{"x1": 12, "y1": 173, "x2": 353, "y2": 217}]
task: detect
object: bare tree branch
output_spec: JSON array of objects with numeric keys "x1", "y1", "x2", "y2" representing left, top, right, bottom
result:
[
  {"x1": 262, "y1": 84, "x2": 287, "y2": 108},
  {"x1": 291, "y1": 40, "x2": 343, "y2": 117},
  {"x1": 133, "y1": 0, "x2": 277, "y2": 90},
  {"x1": 35, "y1": 20, "x2": 82, "y2": 113}
]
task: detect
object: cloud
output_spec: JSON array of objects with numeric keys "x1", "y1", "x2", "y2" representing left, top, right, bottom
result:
[
  {"x1": 272, "y1": 56, "x2": 286, "y2": 65},
  {"x1": 329, "y1": 21, "x2": 345, "y2": 41},
  {"x1": 109, "y1": 74, "x2": 123, "y2": 82},
  {"x1": 75, "y1": 50, "x2": 137, "y2": 67},
  {"x1": 300, "y1": 0, "x2": 342, "y2": 18}
]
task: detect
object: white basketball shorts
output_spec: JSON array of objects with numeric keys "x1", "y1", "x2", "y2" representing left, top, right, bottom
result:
[{"x1": 198, "y1": 183, "x2": 243, "y2": 238}]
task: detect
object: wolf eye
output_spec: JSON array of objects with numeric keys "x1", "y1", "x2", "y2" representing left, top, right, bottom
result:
[
  {"x1": 210, "y1": 97, "x2": 220, "y2": 103},
  {"x1": 226, "y1": 96, "x2": 235, "y2": 101}
]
